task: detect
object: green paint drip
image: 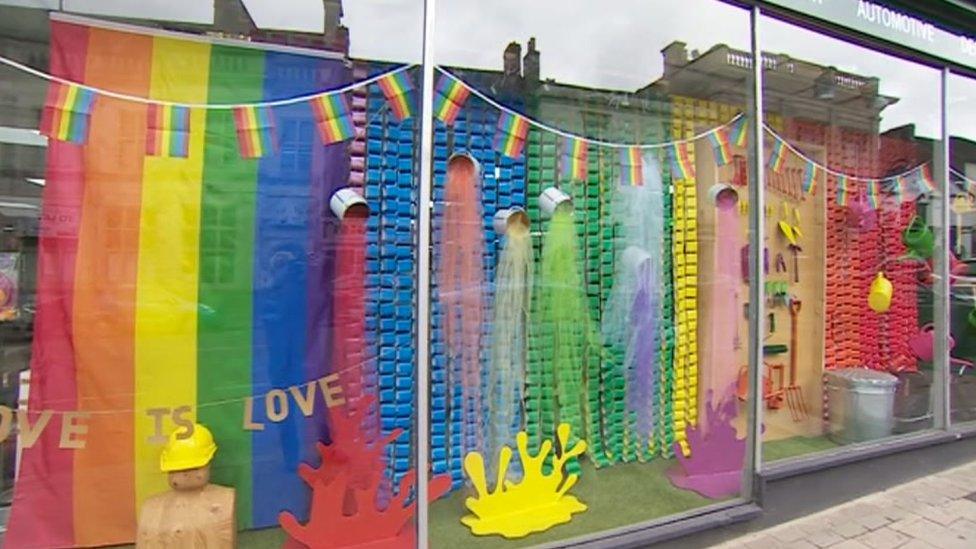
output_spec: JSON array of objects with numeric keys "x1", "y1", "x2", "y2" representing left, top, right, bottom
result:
[{"x1": 529, "y1": 208, "x2": 603, "y2": 471}]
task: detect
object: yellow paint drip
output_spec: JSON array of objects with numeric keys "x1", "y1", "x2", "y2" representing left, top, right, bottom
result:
[{"x1": 461, "y1": 423, "x2": 588, "y2": 538}]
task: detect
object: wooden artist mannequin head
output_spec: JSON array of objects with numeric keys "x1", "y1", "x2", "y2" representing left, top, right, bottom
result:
[{"x1": 167, "y1": 464, "x2": 210, "y2": 492}]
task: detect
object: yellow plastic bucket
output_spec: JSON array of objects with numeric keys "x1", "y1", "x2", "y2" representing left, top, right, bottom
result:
[{"x1": 868, "y1": 272, "x2": 893, "y2": 313}]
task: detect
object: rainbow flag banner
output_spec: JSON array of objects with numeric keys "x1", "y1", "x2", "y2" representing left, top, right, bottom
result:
[
  {"x1": 433, "y1": 74, "x2": 470, "y2": 126},
  {"x1": 560, "y1": 136, "x2": 588, "y2": 181},
  {"x1": 768, "y1": 139, "x2": 787, "y2": 173},
  {"x1": 9, "y1": 18, "x2": 354, "y2": 548},
  {"x1": 867, "y1": 181, "x2": 881, "y2": 209},
  {"x1": 311, "y1": 92, "x2": 355, "y2": 144},
  {"x1": 801, "y1": 161, "x2": 820, "y2": 195},
  {"x1": 377, "y1": 70, "x2": 414, "y2": 121},
  {"x1": 233, "y1": 105, "x2": 277, "y2": 159},
  {"x1": 39, "y1": 81, "x2": 97, "y2": 144},
  {"x1": 619, "y1": 147, "x2": 644, "y2": 187},
  {"x1": 494, "y1": 112, "x2": 529, "y2": 158},
  {"x1": 146, "y1": 103, "x2": 191, "y2": 158},
  {"x1": 707, "y1": 128, "x2": 732, "y2": 166},
  {"x1": 836, "y1": 175, "x2": 850, "y2": 206},
  {"x1": 667, "y1": 142, "x2": 694, "y2": 180},
  {"x1": 729, "y1": 115, "x2": 748, "y2": 147}
]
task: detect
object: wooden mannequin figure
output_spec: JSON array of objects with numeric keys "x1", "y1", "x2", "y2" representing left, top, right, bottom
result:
[{"x1": 137, "y1": 424, "x2": 236, "y2": 549}]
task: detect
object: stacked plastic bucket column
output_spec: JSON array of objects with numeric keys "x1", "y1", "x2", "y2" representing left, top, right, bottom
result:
[
  {"x1": 658, "y1": 163, "x2": 677, "y2": 459},
  {"x1": 364, "y1": 83, "x2": 415, "y2": 485}
]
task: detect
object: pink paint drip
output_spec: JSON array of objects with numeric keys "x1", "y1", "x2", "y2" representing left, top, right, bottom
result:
[{"x1": 439, "y1": 155, "x2": 485, "y2": 455}]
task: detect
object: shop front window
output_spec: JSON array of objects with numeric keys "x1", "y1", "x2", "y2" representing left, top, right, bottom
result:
[
  {"x1": 426, "y1": 1, "x2": 757, "y2": 546},
  {"x1": 759, "y1": 13, "x2": 943, "y2": 463}
]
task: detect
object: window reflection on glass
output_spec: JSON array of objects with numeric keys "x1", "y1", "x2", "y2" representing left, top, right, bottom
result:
[
  {"x1": 759, "y1": 14, "x2": 942, "y2": 463},
  {"x1": 947, "y1": 73, "x2": 976, "y2": 426}
]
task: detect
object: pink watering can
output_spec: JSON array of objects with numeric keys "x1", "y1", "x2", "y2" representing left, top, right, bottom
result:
[
  {"x1": 908, "y1": 324, "x2": 975, "y2": 374},
  {"x1": 908, "y1": 324, "x2": 948, "y2": 362}
]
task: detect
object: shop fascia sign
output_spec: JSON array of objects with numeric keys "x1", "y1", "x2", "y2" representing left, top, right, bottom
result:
[{"x1": 765, "y1": 0, "x2": 976, "y2": 70}]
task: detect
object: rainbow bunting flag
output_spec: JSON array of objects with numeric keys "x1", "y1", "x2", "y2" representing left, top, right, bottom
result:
[
  {"x1": 889, "y1": 176, "x2": 905, "y2": 203},
  {"x1": 802, "y1": 162, "x2": 820, "y2": 194},
  {"x1": 39, "y1": 81, "x2": 97, "y2": 144},
  {"x1": 867, "y1": 181, "x2": 881, "y2": 209},
  {"x1": 433, "y1": 75, "x2": 470, "y2": 126},
  {"x1": 494, "y1": 112, "x2": 529, "y2": 158},
  {"x1": 707, "y1": 128, "x2": 733, "y2": 166},
  {"x1": 560, "y1": 137, "x2": 588, "y2": 181},
  {"x1": 377, "y1": 71, "x2": 414, "y2": 121},
  {"x1": 146, "y1": 103, "x2": 191, "y2": 158},
  {"x1": 835, "y1": 175, "x2": 849, "y2": 206},
  {"x1": 232, "y1": 105, "x2": 277, "y2": 159},
  {"x1": 668, "y1": 142, "x2": 694, "y2": 180},
  {"x1": 10, "y1": 19, "x2": 358, "y2": 548},
  {"x1": 729, "y1": 115, "x2": 748, "y2": 147},
  {"x1": 619, "y1": 147, "x2": 644, "y2": 187},
  {"x1": 311, "y1": 93, "x2": 355, "y2": 144},
  {"x1": 768, "y1": 139, "x2": 786, "y2": 173},
  {"x1": 920, "y1": 165, "x2": 937, "y2": 193}
]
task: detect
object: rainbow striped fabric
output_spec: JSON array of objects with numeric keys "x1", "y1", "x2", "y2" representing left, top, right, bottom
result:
[
  {"x1": 801, "y1": 162, "x2": 820, "y2": 194},
  {"x1": 232, "y1": 105, "x2": 276, "y2": 159},
  {"x1": 146, "y1": 103, "x2": 191, "y2": 158},
  {"x1": 377, "y1": 71, "x2": 414, "y2": 121},
  {"x1": 10, "y1": 19, "x2": 353, "y2": 548},
  {"x1": 707, "y1": 128, "x2": 732, "y2": 166},
  {"x1": 619, "y1": 147, "x2": 644, "y2": 186},
  {"x1": 729, "y1": 115, "x2": 748, "y2": 147},
  {"x1": 668, "y1": 142, "x2": 694, "y2": 180},
  {"x1": 39, "y1": 81, "x2": 97, "y2": 144},
  {"x1": 867, "y1": 181, "x2": 881, "y2": 209},
  {"x1": 494, "y1": 112, "x2": 529, "y2": 158},
  {"x1": 768, "y1": 139, "x2": 786, "y2": 173},
  {"x1": 433, "y1": 75, "x2": 470, "y2": 126},
  {"x1": 311, "y1": 93, "x2": 355, "y2": 144},
  {"x1": 835, "y1": 175, "x2": 849, "y2": 206},
  {"x1": 560, "y1": 137, "x2": 588, "y2": 181}
]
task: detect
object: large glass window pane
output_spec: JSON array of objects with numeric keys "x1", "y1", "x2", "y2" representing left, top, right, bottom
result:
[
  {"x1": 947, "y1": 72, "x2": 976, "y2": 427},
  {"x1": 759, "y1": 13, "x2": 943, "y2": 464},
  {"x1": 0, "y1": 1, "x2": 423, "y2": 546},
  {"x1": 426, "y1": 1, "x2": 756, "y2": 546}
]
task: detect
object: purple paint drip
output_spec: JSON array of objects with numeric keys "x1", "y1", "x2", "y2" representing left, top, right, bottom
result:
[
  {"x1": 667, "y1": 387, "x2": 746, "y2": 499},
  {"x1": 628, "y1": 263, "x2": 656, "y2": 440}
]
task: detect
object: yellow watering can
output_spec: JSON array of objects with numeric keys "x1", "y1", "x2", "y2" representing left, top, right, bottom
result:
[{"x1": 868, "y1": 272, "x2": 893, "y2": 313}]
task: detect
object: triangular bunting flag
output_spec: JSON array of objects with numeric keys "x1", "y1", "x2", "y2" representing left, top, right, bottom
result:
[
  {"x1": 433, "y1": 75, "x2": 470, "y2": 126},
  {"x1": 146, "y1": 103, "x2": 191, "y2": 158},
  {"x1": 377, "y1": 71, "x2": 415, "y2": 122},
  {"x1": 919, "y1": 165, "x2": 937, "y2": 194},
  {"x1": 619, "y1": 147, "x2": 643, "y2": 187},
  {"x1": 39, "y1": 81, "x2": 97, "y2": 145},
  {"x1": 311, "y1": 93, "x2": 355, "y2": 145},
  {"x1": 560, "y1": 137, "x2": 588, "y2": 181},
  {"x1": 867, "y1": 181, "x2": 880, "y2": 209},
  {"x1": 493, "y1": 112, "x2": 529, "y2": 158},
  {"x1": 233, "y1": 105, "x2": 277, "y2": 159},
  {"x1": 729, "y1": 116, "x2": 748, "y2": 147}
]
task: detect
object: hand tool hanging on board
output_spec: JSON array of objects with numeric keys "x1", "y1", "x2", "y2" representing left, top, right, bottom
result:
[{"x1": 785, "y1": 298, "x2": 808, "y2": 421}]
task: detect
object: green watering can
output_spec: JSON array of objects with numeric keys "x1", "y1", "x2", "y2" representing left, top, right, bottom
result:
[{"x1": 902, "y1": 215, "x2": 934, "y2": 260}]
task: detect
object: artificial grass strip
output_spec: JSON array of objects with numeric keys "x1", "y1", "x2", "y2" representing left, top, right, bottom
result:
[{"x1": 762, "y1": 435, "x2": 839, "y2": 463}]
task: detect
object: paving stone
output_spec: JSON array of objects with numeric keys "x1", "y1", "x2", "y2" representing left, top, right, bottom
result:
[
  {"x1": 830, "y1": 540, "x2": 871, "y2": 549},
  {"x1": 939, "y1": 499, "x2": 976, "y2": 522},
  {"x1": 916, "y1": 504, "x2": 961, "y2": 526},
  {"x1": 771, "y1": 524, "x2": 810, "y2": 543},
  {"x1": 946, "y1": 518, "x2": 976, "y2": 539},
  {"x1": 832, "y1": 521, "x2": 868, "y2": 539},
  {"x1": 856, "y1": 513, "x2": 890, "y2": 531},
  {"x1": 855, "y1": 527, "x2": 911, "y2": 549},
  {"x1": 807, "y1": 529, "x2": 845, "y2": 548}
]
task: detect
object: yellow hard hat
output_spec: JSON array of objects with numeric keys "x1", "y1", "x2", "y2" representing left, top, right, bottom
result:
[{"x1": 160, "y1": 423, "x2": 217, "y2": 473}]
